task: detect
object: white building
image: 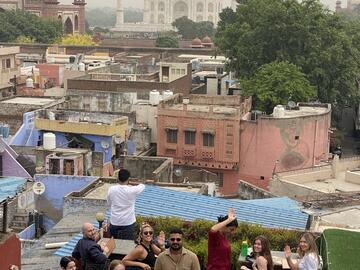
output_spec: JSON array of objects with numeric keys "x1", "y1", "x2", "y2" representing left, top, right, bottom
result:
[{"x1": 114, "y1": 0, "x2": 237, "y2": 32}]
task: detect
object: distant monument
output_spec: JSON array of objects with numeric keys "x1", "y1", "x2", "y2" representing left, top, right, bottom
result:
[
  {"x1": 113, "y1": 0, "x2": 237, "y2": 34},
  {"x1": 0, "y1": 0, "x2": 87, "y2": 34}
]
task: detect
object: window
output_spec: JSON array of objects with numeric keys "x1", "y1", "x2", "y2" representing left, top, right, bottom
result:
[
  {"x1": 197, "y1": 2, "x2": 203, "y2": 12},
  {"x1": 203, "y1": 132, "x2": 214, "y2": 147},
  {"x1": 166, "y1": 129, "x2": 177, "y2": 143},
  {"x1": 185, "y1": 130, "x2": 196, "y2": 145},
  {"x1": 208, "y1": 3, "x2": 214, "y2": 12},
  {"x1": 2, "y1": 59, "x2": 5, "y2": 69},
  {"x1": 216, "y1": 172, "x2": 223, "y2": 187}
]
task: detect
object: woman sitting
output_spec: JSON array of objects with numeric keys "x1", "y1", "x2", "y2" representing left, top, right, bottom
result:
[
  {"x1": 284, "y1": 232, "x2": 320, "y2": 270},
  {"x1": 122, "y1": 222, "x2": 165, "y2": 270},
  {"x1": 241, "y1": 235, "x2": 274, "y2": 270}
]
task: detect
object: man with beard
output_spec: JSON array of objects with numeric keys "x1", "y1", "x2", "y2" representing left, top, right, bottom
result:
[{"x1": 154, "y1": 227, "x2": 200, "y2": 270}]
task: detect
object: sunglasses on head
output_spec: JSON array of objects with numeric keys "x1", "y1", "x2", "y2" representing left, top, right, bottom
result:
[
  {"x1": 143, "y1": 231, "x2": 153, "y2": 236},
  {"x1": 170, "y1": 238, "x2": 182, "y2": 242}
]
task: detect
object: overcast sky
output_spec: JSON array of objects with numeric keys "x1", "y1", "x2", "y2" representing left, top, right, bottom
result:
[{"x1": 61, "y1": 0, "x2": 338, "y2": 11}]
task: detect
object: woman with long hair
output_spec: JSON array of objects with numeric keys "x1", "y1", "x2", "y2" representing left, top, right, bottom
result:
[
  {"x1": 122, "y1": 222, "x2": 165, "y2": 270},
  {"x1": 241, "y1": 235, "x2": 274, "y2": 270},
  {"x1": 284, "y1": 232, "x2": 320, "y2": 270},
  {"x1": 207, "y1": 208, "x2": 238, "y2": 270},
  {"x1": 60, "y1": 256, "x2": 77, "y2": 270}
]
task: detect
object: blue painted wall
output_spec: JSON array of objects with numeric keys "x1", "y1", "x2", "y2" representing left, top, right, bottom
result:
[
  {"x1": 11, "y1": 111, "x2": 41, "y2": 147},
  {"x1": 34, "y1": 174, "x2": 98, "y2": 231}
]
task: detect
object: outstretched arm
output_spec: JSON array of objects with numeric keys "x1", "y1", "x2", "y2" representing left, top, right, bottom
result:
[
  {"x1": 284, "y1": 245, "x2": 299, "y2": 270},
  {"x1": 210, "y1": 208, "x2": 236, "y2": 232}
]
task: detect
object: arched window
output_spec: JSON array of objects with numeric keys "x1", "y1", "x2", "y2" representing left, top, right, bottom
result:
[
  {"x1": 58, "y1": 15, "x2": 62, "y2": 21},
  {"x1": 208, "y1": 15, "x2": 213, "y2": 22},
  {"x1": 158, "y1": 1, "x2": 165, "y2": 11},
  {"x1": 159, "y1": 14, "x2": 165, "y2": 24},
  {"x1": 74, "y1": 15, "x2": 79, "y2": 31},
  {"x1": 150, "y1": 14, "x2": 155, "y2": 23},
  {"x1": 64, "y1": 17, "x2": 73, "y2": 34},
  {"x1": 196, "y1": 15, "x2": 203, "y2": 22},
  {"x1": 151, "y1": 1, "x2": 154, "y2": 11},
  {"x1": 197, "y1": 2, "x2": 203, "y2": 12},
  {"x1": 208, "y1": 3, "x2": 213, "y2": 12}
]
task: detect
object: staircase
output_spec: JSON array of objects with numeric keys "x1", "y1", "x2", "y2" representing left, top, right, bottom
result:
[{"x1": 10, "y1": 209, "x2": 29, "y2": 233}]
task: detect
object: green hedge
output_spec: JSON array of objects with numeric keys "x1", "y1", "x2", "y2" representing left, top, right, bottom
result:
[{"x1": 136, "y1": 216, "x2": 301, "y2": 265}]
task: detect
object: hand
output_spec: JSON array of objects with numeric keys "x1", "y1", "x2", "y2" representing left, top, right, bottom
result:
[
  {"x1": 228, "y1": 208, "x2": 236, "y2": 221},
  {"x1": 157, "y1": 230, "x2": 166, "y2": 248},
  {"x1": 284, "y1": 245, "x2": 292, "y2": 259},
  {"x1": 140, "y1": 263, "x2": 151, "y2": 270},
  {"x1": 240, "y1": 266, "x2": 250, "y2": 270},
  {"x1": 252, "y1": 261, "x2": 258, "y2": 270},
  {"x1": 103, "y1": 246, "x2": 110, "y2": 255}
]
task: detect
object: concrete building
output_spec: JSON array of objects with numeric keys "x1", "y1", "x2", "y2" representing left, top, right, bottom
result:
[
  {"x1": 0, "y1": 46, "x2": 20, "y2": 95},
  {"x1": 34, "y1": 109, "x2": 128, "y2": 176},
  {"x1": 157, "y1": 94, "x2": 252, "y2": 195},
  {"x1": 240, "y1": 103, "x2": 331, "y2": 190},
  {"x1": 0, "y1": 0, "x2": 87, "y2": 34},
  {"x1": 0, "y1": 96, "x2": 63, "y2": 135},
  {"x1": 157, "y1": 95, "x2": 331, "y2": 195},
  {"x1": 114, "y1": 0, "x2": 237, "y2": 32}
]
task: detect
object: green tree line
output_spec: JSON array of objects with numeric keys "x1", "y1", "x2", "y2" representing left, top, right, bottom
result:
[
  {"x1": 216, "y1": 0, "x2": 360, "y2": 114},
  {"x1": 0, "y1": 9, "x2": 62, "y2": 43}
]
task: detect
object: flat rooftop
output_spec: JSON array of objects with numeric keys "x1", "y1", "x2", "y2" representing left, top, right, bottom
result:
[
  {"x1": 300, "y1": 172, "x2": 360, "y2": 193},
  {"x1": 167, "y1": 104, "x2": 239, "y2": 115},
  {"x1": 0, "y1": 97, "x2": 56, "y2": 106},
  {"x1": 272, "y1": 106, "x2": 330, "y2": 118}
]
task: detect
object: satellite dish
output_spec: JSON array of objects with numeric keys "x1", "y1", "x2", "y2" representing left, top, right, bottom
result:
[
  {"x1": 114, "y1": 136, "x2": 122, "y2": 144},
  {"x1": 174, "y1": 168, "x2": 183, "y2": 177},
  {"x1": 288, "y1": 100, "x2": 296, "y2": 108},
  {"x1": 101, "y1": 140, "x2": 110, "y2": 149},
  {"x1": 32, "y1": 182, "x2": 45, "y2": 195}
]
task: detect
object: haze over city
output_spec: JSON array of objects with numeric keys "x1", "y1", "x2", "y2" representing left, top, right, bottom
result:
[{"x1": 61, "y1": 0, "x2": 338, "y2": 10}]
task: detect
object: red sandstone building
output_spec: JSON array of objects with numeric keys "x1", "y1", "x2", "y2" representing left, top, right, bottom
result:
[
  {"x1": 157, "y1": 95, "x2": 331, "y2": 196},
  {"x1": 0, "y1": 0, "x2": 86, "y2": 34}
]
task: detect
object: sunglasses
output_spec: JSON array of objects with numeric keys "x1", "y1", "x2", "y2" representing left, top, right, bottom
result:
[
  {"x1": 143, "y1": 231, "x2": 153, "y2": 236},
  {"x1": 170, "y1": 238, "x2": 182, "y2": 242}
]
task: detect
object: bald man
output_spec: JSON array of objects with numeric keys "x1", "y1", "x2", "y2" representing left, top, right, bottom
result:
[{"x1": 72, "y1": 223, "x2": 109, "y2": 268}]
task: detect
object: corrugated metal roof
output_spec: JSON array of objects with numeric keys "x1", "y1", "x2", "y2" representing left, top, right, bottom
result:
[
  {"x1": 54, "y1": 185, "x2": 308, "y2": 257},
  {"x1": 0, "y1": 177, "x2": 27, "y2": 202}
]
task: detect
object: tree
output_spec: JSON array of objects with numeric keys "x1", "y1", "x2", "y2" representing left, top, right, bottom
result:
[
  {"x1": 156, "y1": 35, "x2": 179, "y2": 48},
  {"x1": 215, "y1": 0, "x2": 360, "y2": 109},
  {"x1": 0, "y1": 9, "x2": 62, "y2": 43},
  {"x1": 172, "y1": 16, "x2": 215, "y2": 39},
  {"x1": 243, "y1": 61, "x2": 316, "y2": 113},
  {"x1": 15, "y1": 35, "x2": 35, "y2": 44},
  {"x1": 57, "y1": 34, "x2": 98, "y2": 46}
]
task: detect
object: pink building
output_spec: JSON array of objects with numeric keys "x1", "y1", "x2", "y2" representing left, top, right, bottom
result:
[
  {"x1": 239, "y1": 104, "x2": 331, "y2": 190},
  {"x1": 157, "y1": 94, "x2": 252, "y2": 195},
  {"x1": 157, "y1": 96, "x2": 331, "y2": 195},
  {"x1": 35, "y1": 63, "x2": 64, "y2": 89}
]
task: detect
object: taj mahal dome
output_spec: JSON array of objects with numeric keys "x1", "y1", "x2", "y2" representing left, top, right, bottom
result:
[{"x1": 114, "y1": 0, "x2": 238, "y2": 32}]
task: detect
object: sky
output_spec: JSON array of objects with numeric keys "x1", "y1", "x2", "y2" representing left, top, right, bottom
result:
[{"x1": 61, "y1": 0, "x2": 337, "y2": 11}]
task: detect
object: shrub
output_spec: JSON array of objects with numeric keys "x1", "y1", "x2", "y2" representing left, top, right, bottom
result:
[{"x1": 135, "y1": 216, "x2": 302, "y2": 266}]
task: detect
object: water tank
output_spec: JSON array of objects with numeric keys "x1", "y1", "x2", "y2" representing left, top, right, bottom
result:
[
  {"x1": 273, "y1": 105, "x2": 285, "y2": 118},
  {"x1": 26, "y1": 77, "x2": 34, "y2": 88},
  {"x1": 2, "y1": 124, "x2": 9, "y2": 138},
  {"x1": 43, "y1": 132, "x2": 56, "y2": 150},
  {"x1": 149, "y1": 90, "x2": 160, "y2": 105},
  {"x1": 78, "y1": 62, "x2": 86, "y2": 71},
  {"x1": 163, "y1": 90, "x2": 173, "y2": 100}
]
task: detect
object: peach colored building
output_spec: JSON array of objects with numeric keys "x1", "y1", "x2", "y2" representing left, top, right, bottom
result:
[
  {"x1": 239, "y1": 103, "x2": 331, "y2": 190},
  {"x1": 157, "y1": 95, "x2": 331, "y2": 196},
  {"x1": 157, "y1": 94, "x2": 252, "y2": 195},
  {"x1": 35, "y1": 63, "x2": 64, "y2": 89}
]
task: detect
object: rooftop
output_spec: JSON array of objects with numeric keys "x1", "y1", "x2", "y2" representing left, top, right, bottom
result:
[
  {"x1": 83, "y1": 184, "x2": 308, "y2": 230},
  {"x1": 0, "y1": 97, "x2": 56, "y2": 106},
  {"x1": 0, "y1": 177, "x2": 27, "y2": 202},
  {"x1": 271, "y1": 105, "x2": 330, "y2": 118}
]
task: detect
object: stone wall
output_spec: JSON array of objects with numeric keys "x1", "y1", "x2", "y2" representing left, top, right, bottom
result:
[
  {"x1": 237, "y1": 180, "x2": 274, "y2": 200},
  {"x1": 63, "y1": 197, "x2": 107, "y2": 216}
]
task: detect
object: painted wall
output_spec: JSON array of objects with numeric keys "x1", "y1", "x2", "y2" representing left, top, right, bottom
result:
[
  {"x1": 239, "y1": 110, "x2": 331, "y2": 189},
  {"x1": 11, "y1": 111, "x2": 41, "y2": 147},
  {"x1": 34, "y1": 174, "x2": 97, "y2": 231},
  {"x1": 36, "y1": 63, "x2": 64, "y2": 88},
  {"x1": 0, "y1": 234, "x2": 21, "y2": 269}
]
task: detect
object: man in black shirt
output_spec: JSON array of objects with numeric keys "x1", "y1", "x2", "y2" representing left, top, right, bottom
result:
[{"x1": 72, "y1": 222, "x2": 109, "y2": 268}]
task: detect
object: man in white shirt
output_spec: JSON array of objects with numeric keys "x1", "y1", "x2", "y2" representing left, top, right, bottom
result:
[{"x1": 107, "y1": 169, "x2": 145, "y2": 240}]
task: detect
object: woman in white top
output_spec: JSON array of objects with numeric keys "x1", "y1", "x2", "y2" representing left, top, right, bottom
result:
[{"x1": 284, "y1": 232, "x2": 320, "y2": 270}]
